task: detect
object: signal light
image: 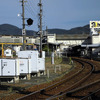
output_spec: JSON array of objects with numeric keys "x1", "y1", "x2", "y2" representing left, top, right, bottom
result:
[{"x1": 27, "y1": 18, "x2": 33, "y2": 25}]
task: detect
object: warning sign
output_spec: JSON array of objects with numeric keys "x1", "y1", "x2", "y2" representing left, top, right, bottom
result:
[
  {"x1": 22, "y1": 29, "x2": 26, "y2": 35},
  {"x1": 90, "y1": 21, "x2": 100, "y2": 28}
]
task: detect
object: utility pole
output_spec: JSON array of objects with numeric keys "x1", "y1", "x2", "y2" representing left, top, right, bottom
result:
[
  {"x1": 46, "y1": 26, "x2": 49, "y2": 55},
  {"x1": 38, "y1": 0, "x2": 42, "y2": 57},
  {"x1": 21, "y1": 0, "x2": 26, "y2": 50}
]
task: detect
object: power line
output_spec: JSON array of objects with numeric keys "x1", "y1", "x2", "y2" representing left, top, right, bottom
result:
[
  {"x1": 28, "y1": 0, "x2": 38, "y2": 14},
  {"x1": 27, "y1": 0, "x2": 37, "y2": 16},
  {"x1": 25, "y1": 5, "x2": 35, "y2": 17}
]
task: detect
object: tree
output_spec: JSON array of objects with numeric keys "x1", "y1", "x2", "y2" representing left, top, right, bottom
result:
[{"x1": 42, "y1": 45, "x2": 51, "y2": 52}]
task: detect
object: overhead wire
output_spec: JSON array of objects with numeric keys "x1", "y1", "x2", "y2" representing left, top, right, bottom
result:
[
  {"x1": 25, "y1": 5, "x2": 35, "y2": 17},
  {"x1": 25, "y1": 4, "x2": 35, "y2": 17},
  {"x1": 29, "y1": 0, "x2": 38, "y2": 15},
  {"x1": 27, "y1": 0, "x2": 40, "y2": 30},
  {"x1": 23, "y1": 0, "x2": 37, "y2": 20},
  {"x1": 27, "y1": 0, "x2": 37, "y2": 16},
  {"x1": 25, "y1": 0, "x2": 46, "y2": 30}
]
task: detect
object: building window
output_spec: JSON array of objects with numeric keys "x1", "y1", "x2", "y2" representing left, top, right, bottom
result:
[{"x1": 6, "y1": 52, "x2": 9, "y2": 54}]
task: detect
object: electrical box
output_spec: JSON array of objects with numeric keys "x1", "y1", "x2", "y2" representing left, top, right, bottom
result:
[
  {"x1": 38, "y1": 51, "x2": 45, "y2": 71},
  {"x1": 42, "y1": 51, "x2": 45, "y2": 58},
  {"x1": 18, "y1": 51, "x2": 39, "y2": 73},
  {"x1": 0, "y1": 59, "x2": 19, "y2": 76},
  {"x1": 38, "y1": 58, "x2": 45, "y2": 71},
  {"x1": 19, "y1": 58, "x2": 31, "y2": 74}
]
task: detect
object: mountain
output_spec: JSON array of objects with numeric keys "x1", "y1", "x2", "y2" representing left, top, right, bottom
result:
[
  {"x1": 47, "y1": 25, "x2": 90, "y2": 35},
  {"x1": 0, "y1": 24, "x2": 36, "y2": 36},
  {"x1": 48, "y1": 29, "x2": 69, "y2": 34},
  {"x1": 0, "y1": 24, "x2": 90, "y2": 36}
]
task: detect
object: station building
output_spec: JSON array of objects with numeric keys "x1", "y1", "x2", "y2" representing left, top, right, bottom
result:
[{"x1": 0, "y1": 24, "x2": 100, "y2": 57}]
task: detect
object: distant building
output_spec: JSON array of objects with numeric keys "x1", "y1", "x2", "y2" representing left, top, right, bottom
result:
[
  {"x1": 81, "y1": 28, "x2": 100, "y2": 57},
  {"x1": 4, "y1": 47, "x2": 13, "y2": 57},
  {"x1": 56, "y1": 34, "x2": 89, "y2": 51},
  {"x1": 0, "y1": 35, "x2": 35, "y2": 44},
  {"x1": 1, "y1": 31, "x2": 99, "y2": 55}
]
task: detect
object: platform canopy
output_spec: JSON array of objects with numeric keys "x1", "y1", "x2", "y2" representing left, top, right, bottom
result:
[
  {"x1": 81, "y1": 44, "x2": 100, "y2": 48},
  {"x1": 48, "y1": 42, "x2": 62, "y2": 45}
]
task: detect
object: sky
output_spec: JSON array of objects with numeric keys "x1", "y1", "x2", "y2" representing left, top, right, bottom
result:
[{"x1": 0, "y1": 0, "x2": 100, "y2": 31}]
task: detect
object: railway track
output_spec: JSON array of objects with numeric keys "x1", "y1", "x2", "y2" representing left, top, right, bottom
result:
[
  {"x1": 49, "y1": 79, "x2": 100, "y2": 100},
  {"x1": 16, "y1": 57, "x2": 99, "y2": 100}
]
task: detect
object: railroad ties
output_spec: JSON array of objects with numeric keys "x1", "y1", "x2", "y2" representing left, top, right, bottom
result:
[{"x1": 16, "y1": 57, "x2": 100, "y2": 100}]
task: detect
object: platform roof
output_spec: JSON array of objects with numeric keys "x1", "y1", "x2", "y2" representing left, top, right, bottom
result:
[
  {"x1": 56, "y1": 34, "x2": 89, "y2": 40},
  {"x1": 81, "y1": 44, "x2": 100, "y2": 48}
]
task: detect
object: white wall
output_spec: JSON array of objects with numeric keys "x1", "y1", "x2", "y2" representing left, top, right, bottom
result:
[
  {"x1": 4, "y1": 49, "x2": 12, "y2": 57},
  {"x1": 0, "y1": 36, "x2": 35, "y2": 44},
  {"x1": 92, "y1": 35, "x2": 100, "y2": 44},
  {"x1": 26, "y1": 37, "x2": 36, "y2": 43},
  {"x1": 47, "y1": 34, "x2": 56, "y2": 43},
  {"x1": 57, "y1": 40, "x2": 84, "y2": 45},
  {"x1": 57, "y1": 40, "x2": 84, "y2": 51},
  {"x1": 13, "y1": 46, "x2": 21, "y2": 55}
]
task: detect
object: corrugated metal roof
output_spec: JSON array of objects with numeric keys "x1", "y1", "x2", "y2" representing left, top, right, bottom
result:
[
  {"x1": 81, "y1": 44, "x2": 100, "y2": 47},
  {"x1": 56, "y1": 35, "x2": 89, "y2": 40}
]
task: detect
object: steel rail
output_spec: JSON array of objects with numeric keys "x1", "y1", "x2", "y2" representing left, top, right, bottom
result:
[
  {"x1": 16, "y1": 58, "x2": 84, "y2": 100},
  {"x1": 48, "y1": 79, "x2": 100, "y2": 100},
  {"x1": 80, "y1": 88, "x2": 100, "y2": 100},
  {"x1": 17, "y1": 58, "x2": 94, "y2": 100},
  {"x1": 46, "y1": 58, "x2": 95, "y2": 100}
]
